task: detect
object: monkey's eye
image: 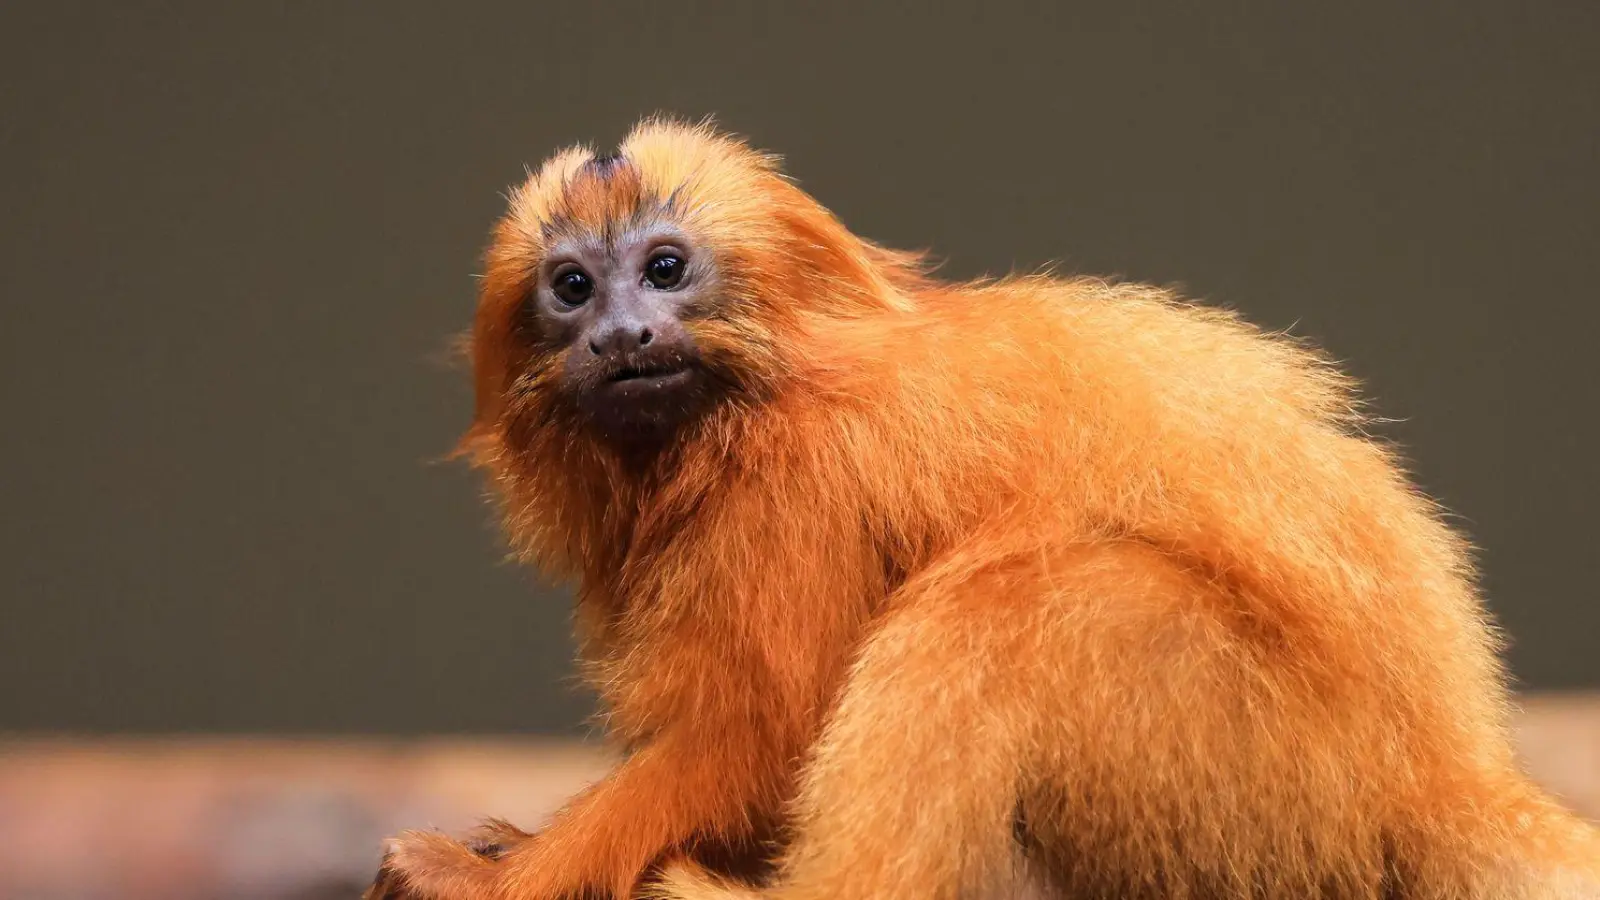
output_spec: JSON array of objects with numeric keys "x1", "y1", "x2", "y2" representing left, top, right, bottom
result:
[
  {"x1": 644, "y1": 253, "x2": 686, "y2": 289},
  {"x1": 551, "y1": 268, "x2": 594, "y2": 307}
]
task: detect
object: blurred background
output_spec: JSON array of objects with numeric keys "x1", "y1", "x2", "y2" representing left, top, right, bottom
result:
[{"x1": 2, "y1": 3, "x2": 1596, "y2": 898}]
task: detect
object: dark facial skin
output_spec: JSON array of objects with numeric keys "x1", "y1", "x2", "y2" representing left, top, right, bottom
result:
[{"x1": 528, "y1": 226, "x2": 718, "y2": 450}]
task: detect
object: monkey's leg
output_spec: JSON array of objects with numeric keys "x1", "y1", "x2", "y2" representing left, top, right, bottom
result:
[
  {"x1": 757, "y1": 540, "x2": 1235, "y2": 900},
  {"x1": 663, "y1": 538, "x2": 1186, "y2": 900}
]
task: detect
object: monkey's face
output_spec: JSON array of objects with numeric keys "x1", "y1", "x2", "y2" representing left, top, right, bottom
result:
[
  {"x1": 524, "y1": 223, "x2": 722, "y2": 444},
  {"x1": 464, "y1": 119, "x2": 895, "y2": 465}
]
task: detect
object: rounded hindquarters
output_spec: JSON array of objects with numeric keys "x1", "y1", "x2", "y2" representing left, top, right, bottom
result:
[
  {"x1": 802, "y1": 538, "x2": 1594, "y2": 899},
  {"x1": 994, "y1": 541, "x2": 1599, "y2": 899}
]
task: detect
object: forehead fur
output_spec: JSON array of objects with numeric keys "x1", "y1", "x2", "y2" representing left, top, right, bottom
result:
[{"x1": 502, "y1": 119, "x2": 781, "y2": 252}]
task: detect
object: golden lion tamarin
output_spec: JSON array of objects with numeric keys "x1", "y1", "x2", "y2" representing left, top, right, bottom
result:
[{"x1": 369, "y1": 119, "x2": 1599, "y2": 900}]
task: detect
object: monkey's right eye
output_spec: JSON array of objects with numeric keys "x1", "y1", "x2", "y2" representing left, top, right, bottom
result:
[{"x1": 551, "y1": 269, "x2": 594, "y2": 307}]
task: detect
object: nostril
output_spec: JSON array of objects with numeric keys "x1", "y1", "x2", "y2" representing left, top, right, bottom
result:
[
  {"x1": 639, "y1": 327, "x2": 654, "y2": 347},
  {"x1": 588, "y1": 339, "x2": 602, "y2": 356}
]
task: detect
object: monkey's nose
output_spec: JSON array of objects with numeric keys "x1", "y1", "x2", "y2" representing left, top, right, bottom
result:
[{"x1": 588, "y1": 325, "x2": 655, "y2": 356}]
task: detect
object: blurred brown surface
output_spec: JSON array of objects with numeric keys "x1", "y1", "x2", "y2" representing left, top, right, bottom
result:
[
  {"x1": 0, "y1": 739, "x2": 613, "y2": 900},
  {"x1": 2, "y1": 695, "x2": 1596, "y2": 900}
]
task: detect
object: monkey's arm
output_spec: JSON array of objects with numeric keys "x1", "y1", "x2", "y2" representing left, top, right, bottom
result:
[
  {"x1": 373, "y1": 462, "x2": 874, "y2": 900},
  {"x1": 373, "y1": 630, "x2": 808, "y2": 900}
]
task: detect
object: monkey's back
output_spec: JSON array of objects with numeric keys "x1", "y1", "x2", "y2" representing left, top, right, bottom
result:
[{"x1": 811, "y1": 272, "x2": 1511, "y2": 773}]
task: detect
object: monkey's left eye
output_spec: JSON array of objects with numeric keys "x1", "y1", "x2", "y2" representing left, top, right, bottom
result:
[{"x1": 644, "y1": 253, "x2": 686, "y2": 289}]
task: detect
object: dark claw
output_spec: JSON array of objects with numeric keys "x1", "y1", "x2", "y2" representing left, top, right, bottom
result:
[{"x1": 467, "y1": 839, "x2": 507, "y2": 861}]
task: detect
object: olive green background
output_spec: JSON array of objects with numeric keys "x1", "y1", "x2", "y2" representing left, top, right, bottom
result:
[{"x1": 1, "y1": 3, "x2": 1595, "y2": 735}]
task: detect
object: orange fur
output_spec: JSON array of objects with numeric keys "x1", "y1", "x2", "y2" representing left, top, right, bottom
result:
[{"x1": 373, "y1": 118, "x2": 1599, "y2": 899}]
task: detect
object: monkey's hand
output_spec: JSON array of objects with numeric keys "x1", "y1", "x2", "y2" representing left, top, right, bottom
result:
[
  {"x1": 367, "y1": 726, "x2": 782, "y2": 900},
  {"x1": 364, "y1": 819, "x2": 526, "y2": 900}
]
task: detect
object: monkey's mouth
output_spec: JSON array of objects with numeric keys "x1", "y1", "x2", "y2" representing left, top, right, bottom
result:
[
  {"x1": 604, "y1": 359, "x2": 696, "y2": 389},
  {"x1": 579, "y1": 354, "x2": 712, "y2": 442}
]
